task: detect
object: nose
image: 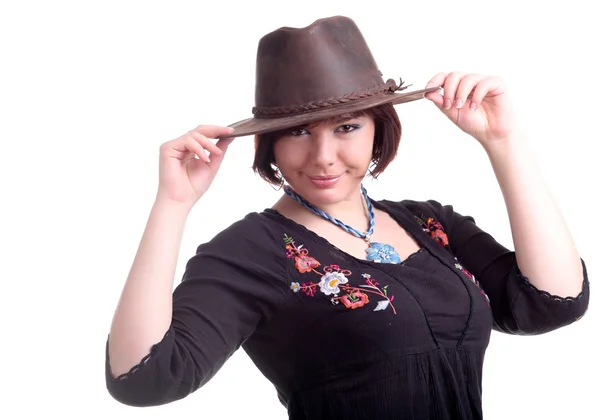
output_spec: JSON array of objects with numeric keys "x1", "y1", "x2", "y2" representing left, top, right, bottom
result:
[{"x1": 310, "y1": 131, "x2": 337, "y2": 168}]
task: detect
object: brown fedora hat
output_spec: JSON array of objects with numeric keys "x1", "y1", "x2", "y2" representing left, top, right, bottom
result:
[{"x1": 221, "y1": 16, "x2": 440, "y2": 138}]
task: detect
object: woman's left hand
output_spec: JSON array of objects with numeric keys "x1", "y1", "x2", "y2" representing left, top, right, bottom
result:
[{"x1": 425, "y1": 72, "x2": 518, "y2": 147}]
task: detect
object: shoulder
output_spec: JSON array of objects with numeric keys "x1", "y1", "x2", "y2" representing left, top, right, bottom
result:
[
  {"x1": 196, "y1": 211, "x2": 285, "y2": 256},
  {"x1": 180, "y1": 211, "x2": 291, "y2": 283},
  {"x1": 377, "y1": 198, "x2": 448, "y2": 217},
  {"x1": 377, "y1": 198, "x2": 473, "y2": 231}
]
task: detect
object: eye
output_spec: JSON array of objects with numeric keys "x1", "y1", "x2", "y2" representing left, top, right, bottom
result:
[
  {"x1": 288, "y1": 128, "x2": 308, "y2": 136},
  {"x1": 336, "y1": 124, "x2": 360, "y2": 133}
]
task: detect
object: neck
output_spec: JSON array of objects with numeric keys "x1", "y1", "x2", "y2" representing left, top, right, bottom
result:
[{"x1": 280, "y1": 185, "x2": 371, "y2": 233}]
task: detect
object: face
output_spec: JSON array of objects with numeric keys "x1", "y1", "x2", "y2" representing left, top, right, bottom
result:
[{"x1": 273, "y1": 113, "x2": 375, "y2": 206}]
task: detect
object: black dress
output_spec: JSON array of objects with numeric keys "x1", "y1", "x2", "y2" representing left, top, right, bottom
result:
[{"x1": 105, "y1": 199, "x2": 590, "y2": 419}]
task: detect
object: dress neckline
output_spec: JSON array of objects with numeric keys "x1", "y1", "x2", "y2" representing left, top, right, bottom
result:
[{"x1": 261, "y1": 199, "x2": 439, "y2": 269}]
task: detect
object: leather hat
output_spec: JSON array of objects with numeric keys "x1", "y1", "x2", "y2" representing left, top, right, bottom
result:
[{"x1": 223, "y1": 16, "x2": 439, "y2": 138}]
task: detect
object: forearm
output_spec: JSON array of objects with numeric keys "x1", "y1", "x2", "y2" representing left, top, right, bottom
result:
[
  {"x1": 108, "y1": 199, "x2": 193, "y2": 377},
  {"x1": 484, "y1": 136, "x2": 584, "y2": 298}
]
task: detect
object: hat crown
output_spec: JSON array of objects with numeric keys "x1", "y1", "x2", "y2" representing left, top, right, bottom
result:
[{"x1": 254, "y1": 16, "x2": 384, "y2": 110}]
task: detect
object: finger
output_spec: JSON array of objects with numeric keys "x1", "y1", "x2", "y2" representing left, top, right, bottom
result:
[
  {"x1": 425, "y1": 72, "x2": 448, "y2": 89},
  {"x1": 454, "y1": 74, "x2": 486, "y2": 109},
  {"x1": 184, "y1": 135, "x2": 211, "y2": 163},
  {"x1": 192, "y1": 125, "x2": 234, "y2": 139},
  {"x1": 206, "y1": 137, "x2": 235, "y2": 170},
  {"x1": 188, "y1": 131, "x2": 224, "y2": 156},
  {"x1": 163, "y1": 136, "x2": 202, "y2": 158},
  {"x1": 216, "y1": 137, "x2": 235, "y2": 152},
  {"x1": 425, "y1": 90, "x2": 460, "y2": 123},
  {"x1": 424, "y1": 91, "x2": 445, "y2": 108},
  {"x1": 440, "y1": 71, "x2": 467, "y2": 110},
  {"x1": 470, "y1": 76, "x2": 504, "y2": 108}
]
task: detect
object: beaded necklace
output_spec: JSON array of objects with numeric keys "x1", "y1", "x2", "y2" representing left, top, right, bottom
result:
[{"x1": 283, "y1": 185, "x2": 402, "y2": 264}]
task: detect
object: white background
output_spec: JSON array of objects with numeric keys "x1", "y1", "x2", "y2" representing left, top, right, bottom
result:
[{"x1": 1, "y1": 0, "x2": 598, "y2": 418}]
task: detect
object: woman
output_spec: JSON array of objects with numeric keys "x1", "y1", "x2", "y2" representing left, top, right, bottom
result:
[{"x1": 105, "y1": 16, "x2": 589, "y2": 419}]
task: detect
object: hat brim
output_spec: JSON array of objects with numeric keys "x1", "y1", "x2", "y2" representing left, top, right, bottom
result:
[{"x1": 217, "y1": 86, "x2": 441, "y2": 139}]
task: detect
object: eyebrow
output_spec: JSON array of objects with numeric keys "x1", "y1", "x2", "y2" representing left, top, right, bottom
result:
[
  {"x1": 335, "y1": 115, "x2": 356, "y2": 123},
  {"x1": 301, "y1": 113, "x2": 364, "y2": 130}
]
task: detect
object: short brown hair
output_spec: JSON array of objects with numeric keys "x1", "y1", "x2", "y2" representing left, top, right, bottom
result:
[{"x1": 252, "y1": 102, "x2": 402, "y2": 186}]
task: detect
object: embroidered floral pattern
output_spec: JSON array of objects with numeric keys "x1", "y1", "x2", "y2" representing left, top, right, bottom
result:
[
  {"x1": 454, "y1": 262, "x2": 473, "y2": 280},
  {"x1": 455, "y1": 260, "x2": 490, "y2": 305},
  {"x1": 285, "y1": 240, "x2": 321, "y2": 273},
  {"x1": 319, "y1": 271, "x2": 349, "y2": 295},
  {"x1": 340, "y1": 292, "x2": 370, "y2": 309},
  {"x1": 415, "y1": 215, "x2": 490, "y2": 306},
  {"x1": 283, "y1": 234, "x2": 396, "y2": 314},
  {"x1": 415, "y1": 215, "x2": 449, "y2": 248}
]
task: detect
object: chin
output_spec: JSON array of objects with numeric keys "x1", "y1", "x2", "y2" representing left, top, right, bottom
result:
[
  {"x1": 302, "y1": 189, "x2": 346, "y2": 206},
  {"x1": 288, "y1": 175, "x2": 361, "y2": 206}
]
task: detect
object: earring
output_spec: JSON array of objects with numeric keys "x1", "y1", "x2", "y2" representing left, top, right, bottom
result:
[{"x1": 271, "y1": 164, "x2": 285, "y2": 190}]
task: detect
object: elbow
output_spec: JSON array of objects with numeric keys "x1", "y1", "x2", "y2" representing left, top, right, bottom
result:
[
  {"x1": 104, "y1": 330, "x2": 207, "y2": 407},
  {"x1": 105, "y1": 360, "x2": 198, "y2": 408},
  {"x1": 105, "y1": 357, "x2": 184, "y2": 408},
  {"x1": 106, "y1": 377, "x2": 188, "y2": 408},
  {"x1": 106, "y1": 380, "x2": 162, "y2": 408},
  {"x1": 517, "y1": 280, "x2": 590, "y2": 335},
  {"x1": 104, "y1": 349, "x2": 177, "y2": 407},
  {"x1": 492, "y1": 259, "x2": 590, "y2": 336},
  {"x1": 516, "y1": 259, "x2": 590, "y2": 335},
  {"x1": 568, "y1": 279, "x2": 590, "y2": 325}
]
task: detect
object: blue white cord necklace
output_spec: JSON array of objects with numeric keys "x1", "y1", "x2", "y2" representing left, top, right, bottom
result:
[{"x1": 283, "y1": 185, "x2": 402, "y2": 264}]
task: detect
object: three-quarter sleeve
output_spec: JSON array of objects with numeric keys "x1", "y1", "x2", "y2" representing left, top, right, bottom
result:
[
  {"x1": 420, "y1": 200, "x2": 589, "y2": 335},
  {"x1": 105, "y1": 215, "x2": 289, "y2": 407}
]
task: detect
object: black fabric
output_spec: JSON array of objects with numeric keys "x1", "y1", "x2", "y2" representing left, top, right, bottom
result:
[{"x1": 105, "y1": 199, "x2": 589, "y2": 419}]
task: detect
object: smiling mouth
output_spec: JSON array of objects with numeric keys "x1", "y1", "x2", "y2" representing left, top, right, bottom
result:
[
  {"x1": 308, "y1": 175, "x2": 341, "y2": 180},
  {"x1": 307, "y1": 174, "x2": 342, "y2": 188}
]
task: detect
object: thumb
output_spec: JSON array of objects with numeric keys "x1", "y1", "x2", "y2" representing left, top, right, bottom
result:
[
  {"x1": 425, "y1": 91, "x2": 460, "y2": 122},
  {"x1": 425, "y1": 91, "x2": 445, "y2": 109}
]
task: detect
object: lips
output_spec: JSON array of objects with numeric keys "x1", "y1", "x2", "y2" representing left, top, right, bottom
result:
[
  {"x1": 309, "y1": 175, "x2": 340, "y2": 180},
  {"x1": 307, "y1": 174, "x2": 342, "y2": 188}
]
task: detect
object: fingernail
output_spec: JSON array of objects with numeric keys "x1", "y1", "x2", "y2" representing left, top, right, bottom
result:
[
  {"x1": 455, "y1": 98, "x2": 463, "y2": 109},
  {"x1": 470, "y1": 102, "x2": 477, "y2": 111},
  {"x1": 444, "y1": 98, "x2": 452, "y2": 109}
]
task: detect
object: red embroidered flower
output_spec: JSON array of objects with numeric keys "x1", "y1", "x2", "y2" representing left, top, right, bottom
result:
[
  {"x1": 431, "y1": 229, "x2": 449, "y2": 247},
  {"x1": 295, "y1": 255, "x2": 320, "y2": 273},
  {"x1": 427, "y1": 218, "x2": 444, "y2": 231},
  {"x1": 340, "y1": 292, "x2": 370, "y2": 309},
  {"x1": 417, "y1": 216, "x2": 450, "y2": 248}
]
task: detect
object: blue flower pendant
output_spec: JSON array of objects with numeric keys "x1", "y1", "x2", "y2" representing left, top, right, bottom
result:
[{"x1": 365, "y1": 242, "x2": 402, "y2": 264}]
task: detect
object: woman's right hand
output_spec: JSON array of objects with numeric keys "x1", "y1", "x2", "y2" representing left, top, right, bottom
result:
[{"x1": 156, "y1": 125, "x2": 235, "y2": 206}]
